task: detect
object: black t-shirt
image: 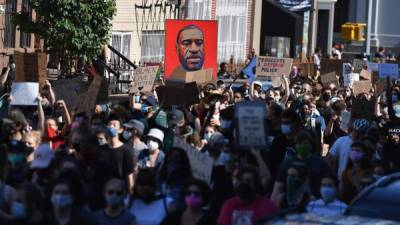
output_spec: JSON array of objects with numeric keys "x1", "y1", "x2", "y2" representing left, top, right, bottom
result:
[
  {"x1": 161, "y1": 210, "x2": 212, "y2": 225},
  {"x1": 276, "y1": 155, "x2": 333, "y2": 198},
  {"x1": 267, "y1": 134, "x2": 295, "y2": 181},
  {"x1": 101, "y1": 144, "x2": 135, "y2": 181}
]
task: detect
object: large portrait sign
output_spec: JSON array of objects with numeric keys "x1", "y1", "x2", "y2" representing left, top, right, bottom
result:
[{"x1": 165, "y1": 19, "x2": 217, "y2": 82}]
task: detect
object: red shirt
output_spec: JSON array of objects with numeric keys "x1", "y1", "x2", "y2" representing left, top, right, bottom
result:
[{"x1": 218, "y1": 196, "x2": 278, "y2": 225}]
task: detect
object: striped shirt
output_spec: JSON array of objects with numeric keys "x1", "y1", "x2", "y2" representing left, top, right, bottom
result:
[{"x1": 307, "y1": 199, "x2": 347, "y2": 217}]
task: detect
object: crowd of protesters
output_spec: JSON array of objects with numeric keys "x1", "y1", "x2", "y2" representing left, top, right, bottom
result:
[{"x1": 0, "y1": 47, "x2": 399, "y2": 225}]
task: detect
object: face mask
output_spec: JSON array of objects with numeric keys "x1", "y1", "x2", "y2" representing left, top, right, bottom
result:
[
  {"x1": 220, "y1": 120, "x2": 231, "y2": 129},
  {"x1": 11, "y1": 202, "x2": 26, "y2": 219},
  {"x1": 323, "y1": 93, "x2": 331, "y2": 102},
  {"x1": 350, "y1": 150, "x2": 364, "y2": 162},
  {"x1": 122, "y1": 131, "x2": 132, "y2": 141},
  {"x1": 147, "y1": 140, "x2": 159, "y2": 151},
  {"x1": 296, "y1": 144, "x2": 312, "y2": 158},
  {"x1": 320, "y1": 186, "x2": 336, "y2": 203},
  {"x1": 98, "y1": 139, "x2": 107, "y2": 146},
  {"x1": 281, "y1": 124, "x2": 293, "y2": 135},
  {"x1": 203, "y1": 132, "x2": 212, "y2": 141},
  {"x1": 51, "y1": 194, "x2": 73, "y2": 208},
  {"x1": 7, "y1": 153, "x2": 25, "y2": 168},
  {"x1": 46, "y1": 127, "x2": 57, "y2": 138},
  {"x1": 392, "y1": 95, "x2": 399, "y2": 103},
  {"x1": 235, "y1": 183, "x2": 255, "y2": 201},
  {"x1": 106, "y1": 193, "x2": 124, "y2": 207},
  {"x1": 185, "y1": 195, "x2": 203, "y2": 208},
  {"x1": 107, "y1": 127, "x2": 118, "y2": 138}
]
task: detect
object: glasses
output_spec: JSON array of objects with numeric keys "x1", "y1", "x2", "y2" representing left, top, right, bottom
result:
[
  {"x1": 186, "y1": 190, "x2": 201, "y2": 197},
  {"x1": 107, "y1": 190, "x2": 123, "y2": 196}
]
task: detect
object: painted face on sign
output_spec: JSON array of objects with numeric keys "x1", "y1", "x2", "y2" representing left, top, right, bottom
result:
[{"x1": 176, "y1": 26, "x2": 205, "y2": 71}]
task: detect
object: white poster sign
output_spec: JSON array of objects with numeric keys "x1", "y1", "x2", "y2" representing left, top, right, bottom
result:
[{"x1": 10, "y1": 82, "x2": 39, "y2": 106}]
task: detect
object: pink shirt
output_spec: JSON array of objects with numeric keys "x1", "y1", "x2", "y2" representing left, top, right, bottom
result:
[{"x1": 218, "y1": 196, "x2": 278, "y2": 225}]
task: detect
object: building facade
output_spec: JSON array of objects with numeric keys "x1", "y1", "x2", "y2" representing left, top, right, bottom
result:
[{"x1": 0, "y1": 0, "x2": 37, "y2": 68}]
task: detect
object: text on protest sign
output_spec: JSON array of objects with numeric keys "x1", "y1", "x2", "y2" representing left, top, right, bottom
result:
[
  {"x1": 11, "y1": 82, "x2": 39, "y2": 106},
  {"x1": 320, "y1": 72, "x2": 339, "y2": 87},
  {"x1": 129, "y1": 66, "x2": 158, "y2": 93},
  {"x1": 256, "y1": 56, "x2": 293, "y2": 77},
  {"x1": 378, "y1": 63, "x2": 399, "y2": 79},
  {"x1": 343, "y1": 63, "x2": 358, "y2": 87},
  {"x1": 352, "y1": 80, "x2": 372, "y2": 96},
  {"x1": 352, "y1": 59, "x2": 366, "y2": 73},
  {"x1": 367, "y1": 62, "x2": 379, "y2": 72},
  {"x1": 173, "y1": 138, "x2": 214, "y2": 184},
  {"x1": 234, "y1": 101, "x2": 267, "y2": 149},
  {"x1": 320, "y1": 59, "x2": 344, "y2": 77}
]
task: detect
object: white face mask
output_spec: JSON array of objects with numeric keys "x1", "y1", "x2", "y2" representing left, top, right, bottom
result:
[{"x1": 147, "y1": 140, "x2": 159, "y2": 151}]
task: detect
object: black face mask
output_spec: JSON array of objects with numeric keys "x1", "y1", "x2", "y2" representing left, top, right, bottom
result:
[
  {"x1": 235, "y1": 183, "x2": 255, "y2": 201},
  {"x1": 72, "y1": 143, "x2": 80, "y2": 152},
  {"x1": 323, "y1": 93, "x2": 331, "y2": 102}
]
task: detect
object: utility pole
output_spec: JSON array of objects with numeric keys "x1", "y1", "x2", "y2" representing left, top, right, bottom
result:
[
  {"x1": 309, "y1": 0, "x2": 318, "y2": 56},
  {"x1": 366, "y1": 0, "x2": 372, "y2": 55}
]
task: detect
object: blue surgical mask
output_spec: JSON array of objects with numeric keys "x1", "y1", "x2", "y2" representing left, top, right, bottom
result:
[
  {"x1": 320, "y1": 186, "x2": 336, "y2": 203},
  {"x1": 122, "y1": 131, "x2": 132, "y2": 140},
  {"x1": 392, "y1": 95, "x2": 399, "y2": 103},
  {"x1": 281, "y1": 124, "x2": 293, "y2": 135},
  {"x1": 394, "y1": 104, "x2": 400, "y2": 118},
  {"x1": 134, "y1": 95, "x2": 141, "y2": 103},
  {"x1": 11, "y1": 202, "x2": 26, "y2": 219},
  {"x1": 107, "y1": 127, "x2": 118, "y2": 138},
  {"x1": 51, "y1": 194, "x2": 73, "y2": 208},
  {"x1": 106, "y1": 194, "x2": 123, "y2": 206}
]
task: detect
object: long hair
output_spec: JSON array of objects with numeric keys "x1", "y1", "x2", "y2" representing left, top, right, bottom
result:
[{"x1": 159, "y1": 147, "x2": 192, "y2": 184}]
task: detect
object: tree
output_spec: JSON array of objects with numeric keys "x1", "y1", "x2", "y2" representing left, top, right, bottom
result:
[{"x1": 13, "y1": 0, "x2": 116, "y2": 74}]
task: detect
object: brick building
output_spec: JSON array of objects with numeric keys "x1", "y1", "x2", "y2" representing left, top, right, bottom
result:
[{"x1": 0, "y1": 0, "x2": 38, "y2": 69}]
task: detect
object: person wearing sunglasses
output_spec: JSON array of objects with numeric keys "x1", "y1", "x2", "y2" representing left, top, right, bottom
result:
[
  {"x1": 95, "y1": 178, "x2": 136, "y2": 225},
  {"x1": 161, "y1": 179, "x2": 212, "y2": 225}
]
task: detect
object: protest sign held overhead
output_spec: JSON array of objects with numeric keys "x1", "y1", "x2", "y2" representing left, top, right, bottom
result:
[
  {"x1": 256, "y1": 56, "x2": 293, "y2": 77},
  {"x1": 234, "y1": 101, "x2": 267, "y2": 149},
  {"x1": 174, "y1": 138, "x2": 214, "y2": 184},
  {"x1": 320, "y1": 59, "x2": 344, "y2": 77},
  {"x1": 352, "y1": 80, "x2": 372, "y2": 96},
  {"x1": 156, "y1": 81, "x2": 200, "y2": 107},
  {"x1": 321, "y1": 72, "x2": 339, "y2": 87},
  {"x1": 128, "y1": 66, "x2": 159, "y2": 93},
  {"x1": 352, "y1": 59, "x2": 367, "y2": 73},
  {"x1": 52, "y1": 77, "x2": 81, "y2": 111},
  {"x1": 10, "y1": 82, "x2": 39, "y2": 106},
  {"x1": 165, "y1": 19, "x2": 217, "y2": 83},
  {"x1": 14, "y1": 51, "x2": 47, "y2": 88}
]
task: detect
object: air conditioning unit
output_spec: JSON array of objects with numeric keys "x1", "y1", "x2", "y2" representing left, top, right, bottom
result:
[{"x1": 0, "y1": 5, "x2": 5, "y2": 15}]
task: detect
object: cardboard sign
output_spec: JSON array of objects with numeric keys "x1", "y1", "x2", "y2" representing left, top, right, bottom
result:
[
  {"x1": 343, "y1": 73, "x2": 359, "y2": 87},
  {"x1": 320, "y1": 72, "x2": 339, "y2": 87},
  {"x1": 375, "y1": 78, "x2": 388, "y2": 96},
  {"x1": 52, "y1": 78, "x2": 81, "y2": 111},
  {"x1": 234, "y1": 101, "x2": 267, "y2": 149},
  {"x1": 10, "y1": 82, "x2": 39, "y2": 106},
  {"x1": 156, "y1": 82, "x2": 200, "y2": 107},
  {"x1": 165, "y1": 20, "x2": 218, "y2": 80},
  {"x1": 15, "y1": 52, "x2": 47, "y2": 88},
  {"x1": 351, "y1": 98, "x2": 375, "y2": 120},
  {"x1": 174, "y1": 138, "x2": 214, "y2": 184},
  {"x1": 378, "y1": 63, "x2": 399, "y2": 79},
  {"x1": 128, "y1": 66, "x2": 158, "y2": 93},
  {"x1": 256, "y1": 56, "x2": 293, "y2": 77},
  {"x1": 75, "y1": 75, "x2": 103, "y2": 116},
  {"x1": 321, "y1": 59, "x2": 344, "y2": 77},
  {"x1": 359, "y1": 69, "x2": 371, "y2": 80},
  {"x1": 352, "y1": 80, "x2": 372, "y2": 96},
  {"x1": 352, "y1": 59, "x2": 367, "y2": 73},
  {"x1": 367, "y1": 62, "x2": 379, "y2": 72},
  {"x1": 168, "y1": 68, "x2": 213, "y2": 84}
]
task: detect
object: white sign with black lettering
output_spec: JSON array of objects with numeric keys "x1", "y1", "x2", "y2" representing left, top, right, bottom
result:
[{"x1": 234, "y1": 101, "x2": 267, "y2": 149}]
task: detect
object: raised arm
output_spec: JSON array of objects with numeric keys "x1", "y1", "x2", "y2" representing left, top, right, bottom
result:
[
  {"x1": 280, "y1": 74, "x2": 290, "y2": 105},
  {"x1": 45, "y1": 80, "x2": 56, "y2": 106},
  {"x1": 37, "y1": 96, "x2": 45, "y2": 133}
]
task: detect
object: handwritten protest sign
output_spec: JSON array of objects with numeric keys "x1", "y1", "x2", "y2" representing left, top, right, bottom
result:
[
  {"x1": 321, "y1": 72, "x2": 339, "y2": 87},
  {"x1": 75, "y1": 75, "x2": 103, "y2": 116},
  {"x1": 378, "y1": 63, "x2": 399, "y2": 79},
  {"x1": 343, "y1": 73, "x2": 359, "y2": 87},
  {"x1": 256, "y1": 56, "x2": 293, "y2": 77},
  {"x1": 352, "y1": 80, "x2": 372, "y2": 96},
  {"x1": 234, "y1": 101, "x2": 267, "y2": 149},
  {"x1": 10, "y1": 82, "x2": 39, "y2": 106},
  {"x1": 128, "y1": 66, "x2": 158, "y2": 93},
  {"x1": 360, "y1": 69, "x2": 371, "y2": 80},
  {"x1": 352, "y1": 59, "x2": 366, "y2": 73},
  {"x1": 14, "y1": 52, "x2": 47, "y2": 88},
  {"x1": 174, "y1": 138, "x2": 214, "y2": 184},
  {"x1": 367, "y1": 62, "x2": 379, "y2": 72},
  {"x1": 351, "y1": 97, "x2": 375, "y2": 120}
]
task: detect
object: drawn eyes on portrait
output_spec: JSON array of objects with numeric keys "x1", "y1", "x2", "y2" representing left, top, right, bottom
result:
[{"x1": 181, "y1": 39, "x2": 204, "y2": 48}]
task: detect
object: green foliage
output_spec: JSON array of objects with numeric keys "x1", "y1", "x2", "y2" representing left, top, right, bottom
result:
[{"x1": 13, "y1": 0, "x2": 116, "y2": 68}]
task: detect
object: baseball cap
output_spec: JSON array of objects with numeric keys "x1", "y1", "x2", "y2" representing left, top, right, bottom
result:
[
  {"x1": 30, "y1": 144, "x2": 54, "y2": 169},
  {"x1": 123, "y1": 119, "x2": 145, "y2": 136},
  {"x1": 167, "y1": 109, "x2": 185, "y2": 127}
]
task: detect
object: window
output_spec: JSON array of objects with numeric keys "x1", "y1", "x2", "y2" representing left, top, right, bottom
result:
[
  {"x1": 216, "y1": 0, "x2": 248, "y2": 63},
  {"x1": 110, "y1": 32, "x2": 132, "y2": 63},
  {"x1": 186, "y1": 0, "x2": 212, "y2": 20},
  {"x1": 20, "y1": 0, "x2": 31, "y2": 48},
  {"x1": 4, "y1": 0, "x2": 16, "y2": 48},
  {"x1": 141, "y1": 30, "x2": 164, "y2": 63}
]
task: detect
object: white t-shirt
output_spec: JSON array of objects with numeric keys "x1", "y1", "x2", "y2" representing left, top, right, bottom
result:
[
  {"x1": 307, "y1": 199, "x2": 347, "y2": 216},
  {"x1": 329, "y1": 135, "x2": 352, "y2": 178},
  {"x1": 128, "y1": 197, "x2": 173, "y2": 225}
]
